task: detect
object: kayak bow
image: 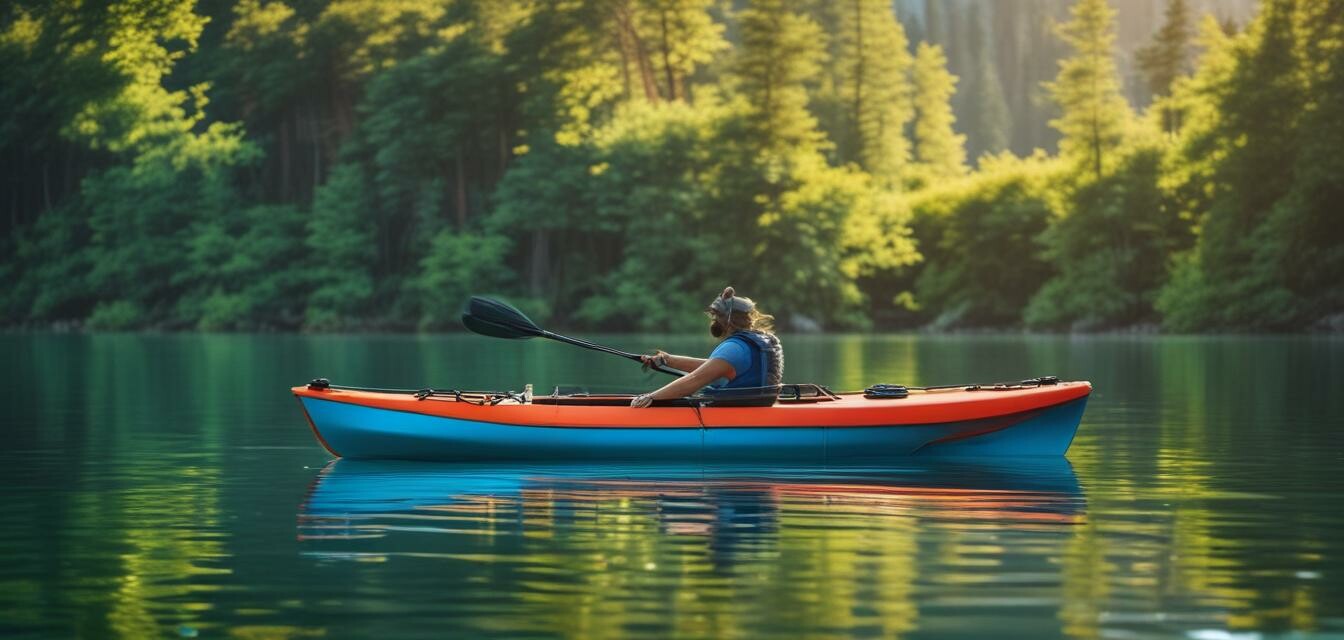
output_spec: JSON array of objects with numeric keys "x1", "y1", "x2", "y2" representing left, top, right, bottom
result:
[{"x1": 292, "y1": 379, "x2": 1091, "y2": 462}]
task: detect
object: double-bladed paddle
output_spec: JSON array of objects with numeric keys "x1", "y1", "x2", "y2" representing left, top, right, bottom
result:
[{"x1": 461, "y1": 296, "x2": 686, "y2": 377}]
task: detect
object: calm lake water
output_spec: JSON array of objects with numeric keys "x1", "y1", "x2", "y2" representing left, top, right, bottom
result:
[{"x1": 2, "y1": 333, "x2": 1342, "y2": 639}]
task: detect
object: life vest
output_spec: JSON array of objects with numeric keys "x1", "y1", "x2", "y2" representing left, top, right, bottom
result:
[{"x1": 720, "y1": 330, "x2": 784, "y2": 389}]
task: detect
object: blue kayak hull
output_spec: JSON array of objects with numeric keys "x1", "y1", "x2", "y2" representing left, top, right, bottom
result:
[
  {"x1": 299, "y1": 458, "x2": 1084, "y2": 517},
  {"x1": 298, "y1": 395, "x2": 1088, "y2": 462}
]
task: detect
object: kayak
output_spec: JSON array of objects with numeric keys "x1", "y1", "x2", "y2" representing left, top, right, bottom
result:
[{"x1": 291, "y1": 377, "x2": 1091, "y2": 461}]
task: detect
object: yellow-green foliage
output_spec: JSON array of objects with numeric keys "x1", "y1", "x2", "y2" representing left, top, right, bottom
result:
[
  {"x1": 909, "y1": 42, "x2": 967, "y2": 189},
  {"x1": 2, "y1": 0, "x2": 1341, "y2": 333},
  {"x1": 1025, "y1": 139, "x2": 1191, "y2": 330},
  {"x1": 1045, "y1": 0, "x2": 1133, "y2": 180},
  {"x1": 1157, "y1": 0, "x2": 1338, "y2": 331},
  {"x1": 815, "y1": 0, "x2": 915, "y2": 186},
  {"x1": 905, "y1": 152, "x2": 1062, "y2": 329},
  {"x1": 732, "y1": 0, "x2": 826, "y2": 154}
]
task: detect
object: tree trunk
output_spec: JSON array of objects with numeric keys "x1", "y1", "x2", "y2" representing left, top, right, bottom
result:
[
  {"x1": 632, "y1": 27, "x2": 660, "y2": 101},
  {"x1": 1092, "y1": 111, "x2": 1102, "y2": 179},
  {"x1": 614, "y1": 2, "x2": 660, "y2": 102},
  {"x1": 64, "y1": 142, "x2": 75, "y2": 202},
  {"x1": 659, "y1": 9, "x2": 677, "y2": 101},
  {"x1": 455, "y1": 143, "x2": 468, "y2": 228},
  {"x1": 312, "y1": 102, "x2": 323, "y2": 193},
  {"x1": 279, "y1": 112, "x2": 292, "y2": 201},
  {"x1": 529, "y1": 229, "x2": 549, "y2": 297},
  {"x1": 42, "y1": 161, "x2": 51, "y2": 213},
  {"x1": 852, "y1": 0, "x2": 865, "y2": 164},
  {"x1": 497, "y1": 89, "x2": 510, "y2": 175},
  {"x1": 9, "y1": 172, "x2": 17, "y2": 232},
  {"x1": 614, "y1": 11, "x2": 634, "y2": 98},
  {"x1": 332, "y1": 82, "x2": 355, "y2": 145}
]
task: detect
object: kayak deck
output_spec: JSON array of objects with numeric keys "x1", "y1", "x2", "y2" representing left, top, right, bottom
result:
[{"x1": 292, "y1": 380, "x2": 1091, "y2": 461}]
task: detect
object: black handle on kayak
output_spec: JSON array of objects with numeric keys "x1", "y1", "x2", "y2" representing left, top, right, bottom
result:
[{"x1": 461, "y1": 296, "x2": 686, "y2": 378}]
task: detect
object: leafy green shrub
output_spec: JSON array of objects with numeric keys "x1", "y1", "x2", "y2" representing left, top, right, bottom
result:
[
  {"x1": 905, "y1": 152, "x2": 1060, "y2": 329},
  {"x1": 305, "y1": 164, "x2": 376, "y2": 331},
  {"x1": 1025, "y1": 144, "x2": 1190, "y2": 330},
  {"x1": 86, "y1": 301, "x2": 143, "y2": 331},
  {"x1": 416, "y1": 230, "x2": 513, "y2": 330}
]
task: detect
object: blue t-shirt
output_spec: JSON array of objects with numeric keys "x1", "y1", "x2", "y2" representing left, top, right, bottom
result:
[{"x1": 707, "y1": 338, "x2": 754, "y2": 387}]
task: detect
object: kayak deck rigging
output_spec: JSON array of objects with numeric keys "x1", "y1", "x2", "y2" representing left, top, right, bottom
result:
[{"x1": 302, "y1": 376, "x2": 1066, "y2": 408}]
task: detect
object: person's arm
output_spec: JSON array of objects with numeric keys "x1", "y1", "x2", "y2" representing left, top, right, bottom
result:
[
  {"x1": 631, "y1": 358, "x2": 735, "y2": 407},
  {"x1": 640, "y1": 350, "x2": 707, "y2": 373}
]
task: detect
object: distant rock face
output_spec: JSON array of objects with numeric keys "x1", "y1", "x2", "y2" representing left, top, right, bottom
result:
[
  {"x1": 1314, "y1": 313, "x2": 1344, "y2": 333},
  {"x1": 888, "y1": 0, "x2": 1259, "y2": 159}
]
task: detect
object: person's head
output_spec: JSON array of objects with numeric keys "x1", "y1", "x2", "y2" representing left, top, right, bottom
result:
[{"x1": 706, "y1": 286, "x2": 775, "y2": 339}]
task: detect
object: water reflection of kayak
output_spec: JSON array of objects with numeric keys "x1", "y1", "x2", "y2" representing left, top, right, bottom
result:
[
  {"x1": 297, "y1": 459, "x2": 1085, "y2": 545},
  {"x1": 291, "y1": 379, "x2": 1092, "y2": 461}
]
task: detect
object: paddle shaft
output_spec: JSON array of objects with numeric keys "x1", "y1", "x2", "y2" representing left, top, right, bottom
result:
[
  {"x1": 538, "y1": 330, "x2": 686, "y2": 377},
  {"x1": 462, "y1": 296, "x2": 685, "y2": 378}
]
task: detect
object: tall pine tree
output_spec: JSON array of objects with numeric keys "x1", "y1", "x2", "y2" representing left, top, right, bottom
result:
[
  {"x1": 731, "y1": 0, "x2": 825, "y2": 154},
  {"x1": 830, "y1": 0, "x2": 914, "y2": 186},
  {"x1": 1137, "y1": 0, "x2": 1195, "y2": 134},
  {"x1": 1262, "y1": 0, "x2": 1344, "y2": 324},
  {"x1": 963, "y1": 5, "x2": 1011, "y2": 161},
  {"x1": 909, "y1": 42, "x2": 967, "y2": 186},
  {"x1": 636, "y1": 0, "x2": 727, "y2": 103},
  {"x1": 1197, "y1": 0, "x2": 1307, "y2": 328},
  {"x1": 1158, "y1": 0, "x2": 1311, "y2": 330},
  {"x1": 1045, "y1": 0, "x2": 1132, "y2": 179}
]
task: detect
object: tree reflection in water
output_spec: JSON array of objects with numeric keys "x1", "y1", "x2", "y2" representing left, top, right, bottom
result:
[{"x1": 297, "y1": 460, "x2": 1083, "y2": 637}]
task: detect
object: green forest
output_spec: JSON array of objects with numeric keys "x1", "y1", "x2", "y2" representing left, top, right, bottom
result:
[{"x1": 2, "y1": 0, "x2": 1340, "y2": 333}]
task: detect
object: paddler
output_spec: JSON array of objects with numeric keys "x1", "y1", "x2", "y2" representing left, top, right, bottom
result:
[{"x1": 631, "y1": 287, "x2": 784, "y2": 408}]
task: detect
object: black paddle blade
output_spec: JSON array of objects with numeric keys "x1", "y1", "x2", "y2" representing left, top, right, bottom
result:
[{"x1": 461, "y1": 296, "x2": 542, "y2": 339}]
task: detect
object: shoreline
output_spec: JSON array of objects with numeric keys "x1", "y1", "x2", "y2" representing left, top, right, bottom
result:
[{"x1": 3, "y1": 323, "x2": 1341, "y2": 338}]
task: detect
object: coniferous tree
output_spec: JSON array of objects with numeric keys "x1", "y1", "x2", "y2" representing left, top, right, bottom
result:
[
  {"x1": 359, "y1": 33, "x2": 501, "y2": 230},
  {"x1": 69, "y1": 0, "x2": 259, "y2": 329},
  {"x1": 1026, "y1": 0, "x2": 1192, "y2": 331},
  {"x1": 1193, "y1": 0, "x2": 1307, "y2": 328},
  {"x1": 909, "y1": 42, "x2": 967, "y2": 186},
  {"x1": 1152, "y1": 15, "x2": 1236, "y2": 330},
  {"x1": 0, "y1": 2, "x2": 134, "y2": 239},
  {"x1": 219, "y1": 0, "x2": 313, "y2": 202},
  {"x1": 1137, "y1": 0, "x2": 1195, "y2": 134},
  {"x1": 1045, "y1": 0, "x2": 1132, "y2": 179},
  {"x1": 509, "y1": 2, "x2": 626, "y2": 145},
  {"x1": 1261, "y1": 0, "x2": 1344, "y2": 324},
  {"x1": 1024, "y1": 140, "x2": 1188, "y2": 330},
  {"x1": 732, "y1": 0, "x2": 826, "y2": 154},
  {"x1": 1158, "y1": 0, "x2": 1310, "y2": 330},
  {"x1": 720, "y1": 1, "x2": 918, "y2": 328},
  {"x1": 1159, "y1": 15, "x2": 1235, "y2": 239},
  {"x1": 636, "y1": 0, "x2": 727, "y2": 103},
  {"x1": 830, "y1": 0, "x2": 915, "y2": 185},
  {"x1": 963, "y1": 5, "x2": 1011, "y2": 161},
  {"x1": 304, "y1": 164, "x2": 377, "y2": 330},
  {"x1": 1137, "y1": 0, "x2": 1194, "y2": 97}
]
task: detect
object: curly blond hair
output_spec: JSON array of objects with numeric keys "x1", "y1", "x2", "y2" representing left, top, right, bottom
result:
[{"x1": 707, "y1": 286, "x2": 776, "y2": 336}]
